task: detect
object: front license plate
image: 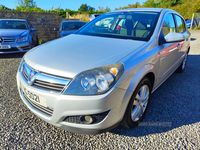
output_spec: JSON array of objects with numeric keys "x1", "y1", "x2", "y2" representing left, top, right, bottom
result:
[
  {"x1": 21, "y1": 84, "x2": 47, "y2": 107},
  {"x1": 0, "y1": 45, "x2": 11, "y2": 49}
]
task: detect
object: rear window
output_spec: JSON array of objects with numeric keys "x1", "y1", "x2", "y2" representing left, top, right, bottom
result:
[
  {"x1": 62, "y1": 22, "x2": 86, "y2": 30},
  {"x1": 0, "y1": 20, "x2": 28, "y2": 30}
]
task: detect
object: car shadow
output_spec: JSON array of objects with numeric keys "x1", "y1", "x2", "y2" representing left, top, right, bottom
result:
[
  {"x1": 110, "y1": 54, "x2": 200, "y2": 137},
  {"x1": 0, "y1": 52, "x2": 26, "y2": 59}
]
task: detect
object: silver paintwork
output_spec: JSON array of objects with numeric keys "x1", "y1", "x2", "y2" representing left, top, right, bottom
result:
[
  {"x1": 16, "y1": 8, "x2": 191, "y2": 134},
  {"x1": 24, "y1": 35, "x2": 146, "y2": 78},
  {"x1": 165, "y1": 32, "x2": 185, "y2": 43}
]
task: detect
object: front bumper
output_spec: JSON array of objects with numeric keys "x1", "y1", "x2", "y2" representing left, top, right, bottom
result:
[
  {"x1": 16, "y1": 71, "x2": 132, "y2": 134},
  {"x1": 0, "y1": 41, "x2": 31, "y2": 54}
]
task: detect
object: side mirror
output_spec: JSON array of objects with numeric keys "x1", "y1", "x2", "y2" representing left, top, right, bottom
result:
[
  {"x1": 164, "y1": 32, "x2": 185, "y2": 43},
  {"x1": 54, "y1": 27, "x2": 59, "y2": 31},
  {"x1": 31, "y1": 27, "x2": 36, "y2": 31}
]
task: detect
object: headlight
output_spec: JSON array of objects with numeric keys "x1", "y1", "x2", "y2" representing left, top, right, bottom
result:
[
  {"x1": 16, "y1": 36, "x2": 28, "y2": 42},
  {"x1": 63, "y1": 63, "x2": 124, "y2": 95}
]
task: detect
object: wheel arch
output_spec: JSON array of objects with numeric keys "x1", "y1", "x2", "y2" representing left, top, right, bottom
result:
[
  {"x1": 118, "y1": 64, "x2": 156, "y2": 123},
  {"x1": 126, "y1": 64, "x2": 156, "y2": 93},
  {"x1": 144, "y1": 72, "x2": 155, "y2": 89},
  {"x1": 187, "y1": 46, "x2": 190, "y2": 53}
]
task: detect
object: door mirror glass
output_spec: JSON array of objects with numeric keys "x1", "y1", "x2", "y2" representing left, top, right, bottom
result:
[
  {"x1": 31, "y1": 27, "x2": 36, "y2": 31},
  {"x1": 54, "y1": 27, "x2": 59, "y2": 31}
]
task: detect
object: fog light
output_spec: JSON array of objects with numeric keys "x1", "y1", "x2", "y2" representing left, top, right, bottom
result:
[{"x1": 80, "y1": 115, "x2": 93, "y2": 124}]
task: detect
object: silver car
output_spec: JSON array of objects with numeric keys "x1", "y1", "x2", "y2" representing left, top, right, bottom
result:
[
  {"x1": 0, "y1": 19, "x2": 38, "y2": 54},
  {"x1": 16, "y1": 8, "x2": 190, "y2": 134}
]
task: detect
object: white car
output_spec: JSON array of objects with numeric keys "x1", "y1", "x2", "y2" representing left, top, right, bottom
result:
[{"x1": 89, "y1": 14, "x2": 101, "y2": 21}]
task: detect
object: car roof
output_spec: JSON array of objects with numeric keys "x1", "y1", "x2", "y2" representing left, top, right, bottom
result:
[
  {"x1": 111, "y1": 8, "x2": 164, "y2": 13},
  {"x1": 91, "y1": 14, "x2": 101, "y2": 15},
  {"x1": 110, "y1": 8, "x2": 180, "y2": 16},
  {"x1": 0, "y1": 19, "x2": 27, "y2": 21},
  {"x1": 62, "y1": 20, "x2": 86, "y2": 23}
]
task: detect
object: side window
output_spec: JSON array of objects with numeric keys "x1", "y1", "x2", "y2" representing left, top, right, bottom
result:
[
  {"x1": 162, "y1": 14, "x2": 176, "y2": 36},
  {"x1": 175, "y1": 15, "x2": 186, "y2": 33}
]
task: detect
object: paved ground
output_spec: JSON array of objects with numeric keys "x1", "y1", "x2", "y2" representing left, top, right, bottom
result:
[{"x1": 0, "y1": 30, "x2": 200, "y2": 149}]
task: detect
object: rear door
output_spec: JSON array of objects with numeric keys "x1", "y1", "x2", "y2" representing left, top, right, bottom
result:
[{"x1": 174, "y1": 14, "x2": 190, "y2": 60}]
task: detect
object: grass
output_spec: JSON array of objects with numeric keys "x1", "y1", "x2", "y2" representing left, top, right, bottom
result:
[
  {"x1": 193, "y1": 26, "x2": 200, "y2": 30},
  {"x1": 69, "y1": 13, "x2": 90, "y2": 22}
]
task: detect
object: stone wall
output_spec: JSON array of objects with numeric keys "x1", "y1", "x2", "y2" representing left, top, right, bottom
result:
[{"x1": 0, "y1": 10, "x2": 66, "y2": 42}]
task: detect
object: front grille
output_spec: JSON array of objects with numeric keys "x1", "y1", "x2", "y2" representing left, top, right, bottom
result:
[
  {"x1": 23, "y1": 92, "x2": 54, "y2": 116},
  {"x1": 64, "y1": 110, "x2": 111, "y2": 124},
  {"x1": 22, "y1": 69, "x2": 28, "y2": 81},
  {"x1": 0, "y1": 48, "x2": 19, "y2": 52},
  {"x1": 21, "y1": 61, "x2": 71, "y2": 93},
  {"x1": 2, "y1": 37, "x2": 16, "y2": 43},
  {"x1": 33, "y1": 80, "x2": 66, "y2": 93}
]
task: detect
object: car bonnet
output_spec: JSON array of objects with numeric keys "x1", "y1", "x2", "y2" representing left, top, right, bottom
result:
[{"x1": 25, "y1": 34, "x2": 146, "y2": 78}]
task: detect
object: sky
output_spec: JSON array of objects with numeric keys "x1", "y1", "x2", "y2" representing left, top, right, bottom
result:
[{"x1": 1, "y1": 0, "x2": 146, "y2": 11}]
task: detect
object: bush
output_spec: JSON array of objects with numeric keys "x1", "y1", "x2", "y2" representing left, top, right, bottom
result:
[{"x1": 39, "y1": 40, "x2": 43, "y2": 44}]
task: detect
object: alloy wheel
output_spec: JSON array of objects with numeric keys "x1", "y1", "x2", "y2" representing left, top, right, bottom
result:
[{"x1": 131, "y1": 85, "x2": 149, "y2": 122}]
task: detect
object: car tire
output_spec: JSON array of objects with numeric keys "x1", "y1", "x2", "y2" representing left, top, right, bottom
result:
[
  {"x1": 176, "y1": 52, "x2": 188, "y2": 73},
  {"x1": 35, "y1": 37, "x2": 39, "y2": 46},
  {"x1": 122, "y1": 77, "x2": 152, "y2": 128}
]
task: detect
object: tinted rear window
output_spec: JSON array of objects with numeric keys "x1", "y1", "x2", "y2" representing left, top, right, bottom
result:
[
  {"x1": 62, "y1": 22, "x2": 86, "y2": 30},
  {"x1": 0, "y1": 20, "x2": 28, "y2": 30}
]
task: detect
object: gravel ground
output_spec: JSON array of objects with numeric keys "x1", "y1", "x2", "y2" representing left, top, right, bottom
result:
[{"x1": 0, "y1": 30, "x2": 200, "y2": 149}]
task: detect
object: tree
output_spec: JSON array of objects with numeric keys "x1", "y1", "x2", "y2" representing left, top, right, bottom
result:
[
  {"x1": 98, "y1": 6, "x2": 104, "y2": 12},
  {"x1": 88, "y1": 6, "x2": 95, "y2": 11},
  {"x1": 0, "y1": 5, "x2": 11, "y2": 10},
  {"x1": 78, "y1": 4, "x2": 94, "y2": 12},
  {"x1": 17, "y1": 0, "x2": 36, "y2": 9},
  {"x1": 143, "y1": 0, "x2": 157, "y2": 7},
  {"x1": 105, "y1": 6, "x2": 111, "y2": 12},
  {"x1": 115, "y1": 2, "x2": 141, "y2": 10},
  {"x1": 78, "y1": 4, "x2": 88, "y2": 12}
]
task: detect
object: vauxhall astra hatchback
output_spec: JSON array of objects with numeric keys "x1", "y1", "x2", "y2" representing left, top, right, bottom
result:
[{"x1": 17, "y1": 8, "x2": 190, "y2": 134}]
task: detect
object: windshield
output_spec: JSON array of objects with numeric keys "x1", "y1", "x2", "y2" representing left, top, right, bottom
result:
[
  {"x1": 0, "y1": 20, "x2": 28, "y2": 30},
  {"x1": 77, "y1": 11, "x2": 160, "y2": 41},
  {"x1": 62, "y1": 22, "x2": 86, "y2": 30}
]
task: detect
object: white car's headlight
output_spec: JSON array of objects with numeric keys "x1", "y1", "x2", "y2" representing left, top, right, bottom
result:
[
  {"x1": 63, "y1": 63, "x2": 124, "y2": 95},
  {"x1": 17, "y1": 36, "x2": 28, "y2": 42}
]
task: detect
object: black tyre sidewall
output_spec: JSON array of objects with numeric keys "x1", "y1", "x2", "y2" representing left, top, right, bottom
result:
[{"x1": 176, "y1": 53, "x2": 188, "y2": 73}]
